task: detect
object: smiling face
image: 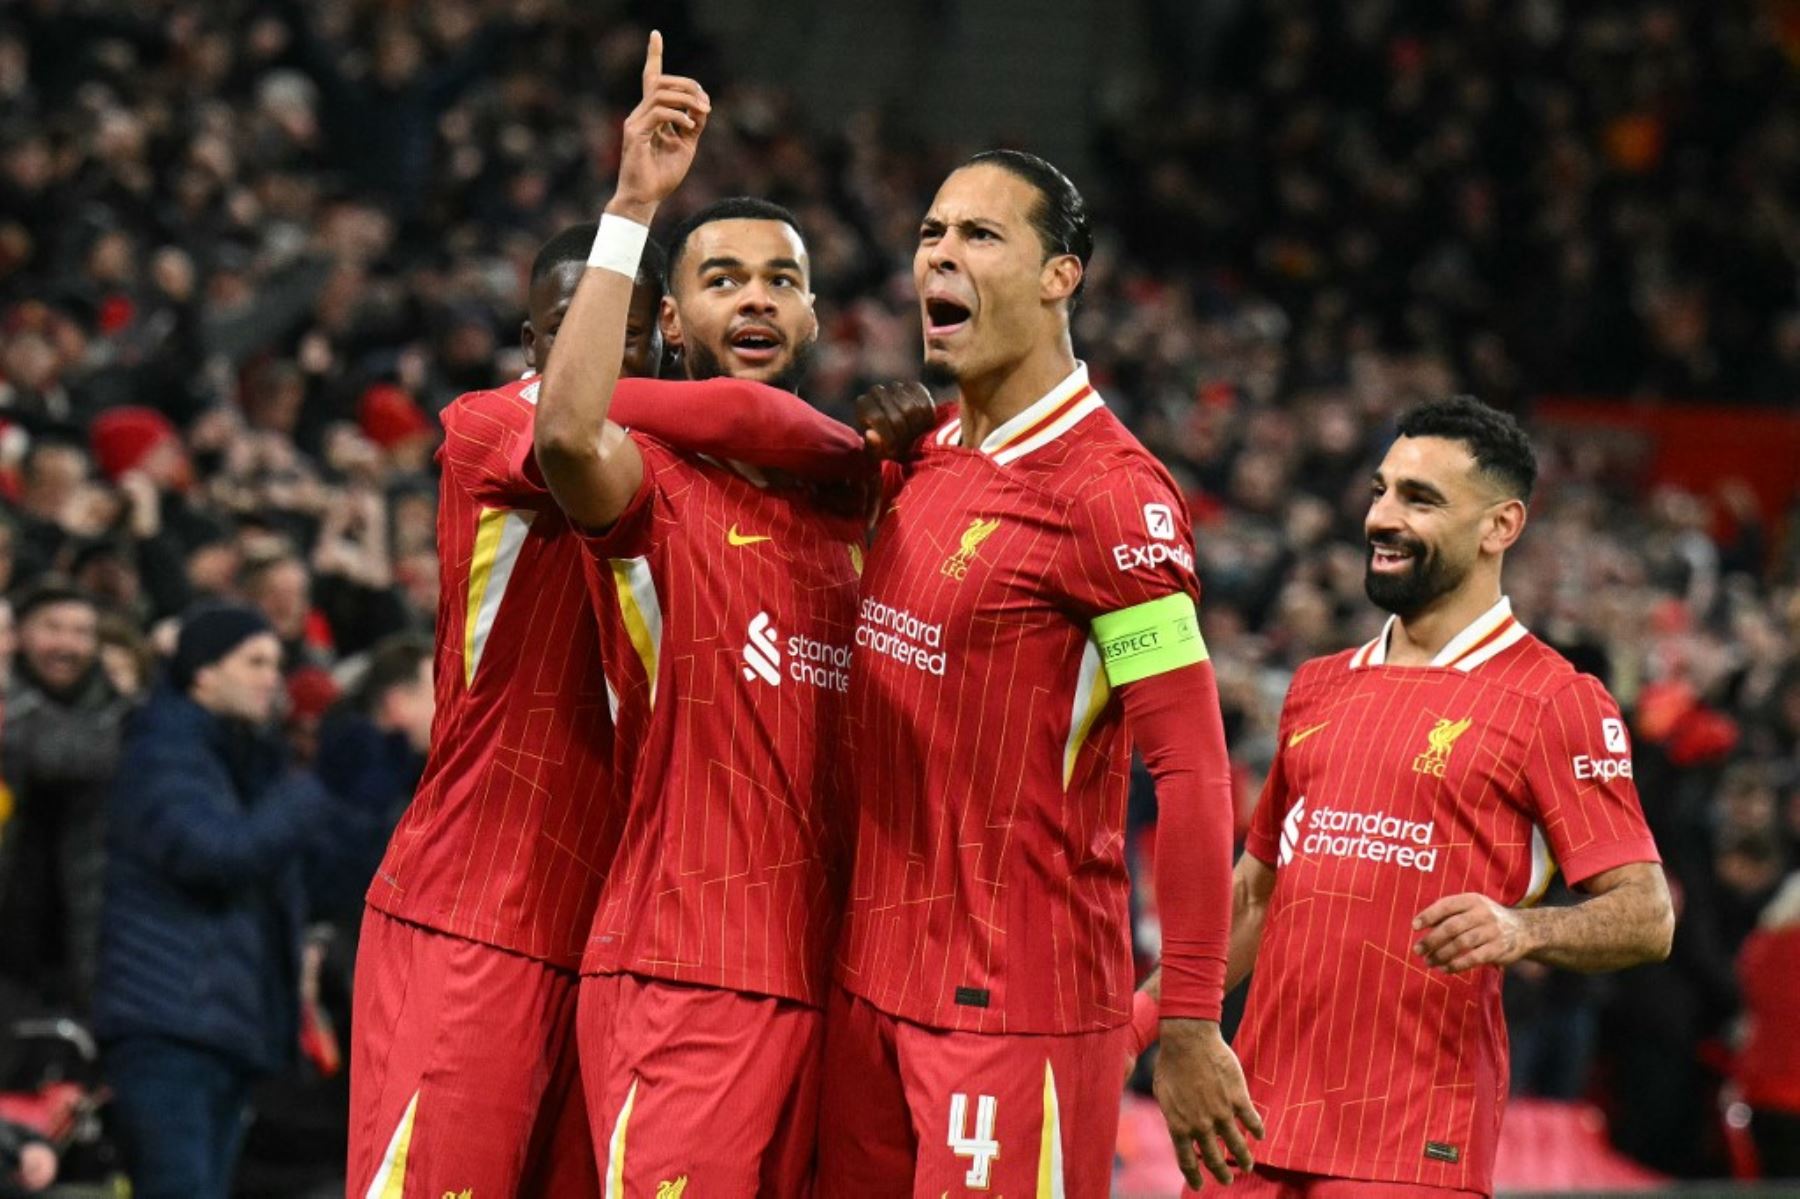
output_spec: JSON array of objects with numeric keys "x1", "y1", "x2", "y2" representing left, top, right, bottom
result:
[
  {"x1": 664, "y1": 219, "x2": 817, "y2": 390},
  {"x1": 914, "y1": 163, "x2": 1081, "y2": 386},
  {"x1": 523, "y1": 260, "x2": 662, "y2": 379},
  {"x1": 1364, "y1": 435, "x2": 1523, "y2": 619}
]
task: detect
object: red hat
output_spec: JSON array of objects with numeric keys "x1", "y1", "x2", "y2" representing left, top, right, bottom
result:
[
  {"x1": 286, "y1": 665, "x2": 341, "y2": 721},
  {"x1": 89, "y1": 406, "x2": 179, "y2": 481},
  {"x1": 358, "y1": 383, "x2": 432, "y2": 451}
]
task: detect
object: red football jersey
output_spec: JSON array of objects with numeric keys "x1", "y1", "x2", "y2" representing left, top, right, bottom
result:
[
  {"x1": 1236, "y1": 598, "x2": 1661, "y2": 1194},
  {"x1": 836, "y1": 364, "x2": 1200, "y2": 1035},
  {"x1": 578, "y1": 436, "x2": 864, "y2": 1006},
  {"x1": 372, "y1": 376, "x2": 867, "y2": 969}
]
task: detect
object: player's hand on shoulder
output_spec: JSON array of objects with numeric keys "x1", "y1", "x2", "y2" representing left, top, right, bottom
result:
[
  {"x1": 1412, "y1": 891, "x2": 1533, "y2": 974},
  {"x1": 613, "y1": 31, "x2": 711, "y2": 215},
  {"x1": 1153, "y1": 1017, "x2": 1263, "y2": 1190},
  {"x1": 855, "y1": 381, "x2": 938, "y2": 460}
]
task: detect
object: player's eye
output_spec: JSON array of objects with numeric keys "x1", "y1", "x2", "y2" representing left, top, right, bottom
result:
[
  {"x1": 968, "y1": 227, "x2": 996, "y2": 241},
  {"x1": 705, "y1": 275, "x2": 737, "y2": 290},
  {"x1": 770, "y1": 275, "x2": 797, "y2": 289},
  {"x1": 919, "y1": 224, "x2": 943, "y2": 243}
]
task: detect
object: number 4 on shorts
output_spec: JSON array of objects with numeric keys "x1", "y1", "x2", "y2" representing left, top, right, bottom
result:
[{"x1": 948, "y1": 1092, "x2": 1000, "y2": 1187}]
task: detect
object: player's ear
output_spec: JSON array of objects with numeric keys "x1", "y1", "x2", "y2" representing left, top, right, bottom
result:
[
  {"x1": 1040, "y1": 253, "x2": 1081, "y2": 306},
  {"x1": 659, "y1": 295, "x2": 683, "y2": 349},
  {"x1": 799, "y1": 292, "x2": 820, "y2": 344},
  {"x1": 1483, "y1": 496, "x2": 1528, "y2": 556}
]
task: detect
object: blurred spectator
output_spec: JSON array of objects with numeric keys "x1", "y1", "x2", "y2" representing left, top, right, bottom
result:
[
  {"x1": 310, "y1": 634, "x2": 433, "y2": 930},
  {"x1": 241, "y1": 548, "x2": 329, "y2": 672},
  {"x1": 92, "y1": 606, "x2": 328, "y2": 1199},
  {"x1": 0, "y1": 1121, "x2": 55, "y2": 1196},
  {"x1": 0, "y1": 585, "x2": 129, "y2": 1010},
  {"x1": 1738, "y1": 872, "x2": 1800, "y2": 1177},
  {"x1": 95, "y1": 610, "x2": 154, "y2": 702}
]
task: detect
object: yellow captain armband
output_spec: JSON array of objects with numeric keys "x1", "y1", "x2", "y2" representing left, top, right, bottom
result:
[{"x1": 1091, "y1": 592, "x2": 1208, "y2": 686}]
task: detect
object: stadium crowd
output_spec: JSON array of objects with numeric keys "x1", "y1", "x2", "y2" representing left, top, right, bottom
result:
[{"x1": 0, "y1": 0, "x2": 1795, "y2": 1191}]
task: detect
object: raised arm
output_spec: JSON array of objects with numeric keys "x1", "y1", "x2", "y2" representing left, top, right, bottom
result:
[{"x1": 532, "y1": 32, "x2": 710, "y2": 529}]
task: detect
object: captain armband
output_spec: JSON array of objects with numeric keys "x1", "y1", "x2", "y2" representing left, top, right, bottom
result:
[{"x1": 1090, "y1": 592, "x2": 1208, "y2": 686}]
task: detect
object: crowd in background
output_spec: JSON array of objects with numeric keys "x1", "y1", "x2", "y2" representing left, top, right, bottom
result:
[{"x1": 0, "y1": 0, "x2": 1796, "y2": 1191}]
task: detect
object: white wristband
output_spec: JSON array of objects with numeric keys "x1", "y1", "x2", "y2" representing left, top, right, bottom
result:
[{"x1": 587, "y1": 213, "x2": 651, "y2": 278}]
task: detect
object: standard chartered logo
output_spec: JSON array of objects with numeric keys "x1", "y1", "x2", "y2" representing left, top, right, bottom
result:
[
  {"x1": 1278, "y1": 795, "x2": 1441, "y2": 873},
  {"x1": 855, "y1": 597, "x2": 947, "y2": 676},
  {"x1": 1278, "y1": 795, "x2": 1307, "y2": 866},
  {"x1": 741, "y1": 611, "x2": 850, "y2": 692},
  {"x1": 742, "y1": 612, "x2": 782, "y2": 685}
]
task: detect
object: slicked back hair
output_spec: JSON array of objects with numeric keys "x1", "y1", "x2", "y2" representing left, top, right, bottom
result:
[{"x1": 963, "y1": 149, "x2": 1092, "y2": 304}]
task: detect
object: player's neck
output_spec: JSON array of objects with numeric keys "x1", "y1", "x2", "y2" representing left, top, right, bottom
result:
[
  {"x1": 1386, "y1": 579, "x2": 1506, "y2": 667},
  {"x1": 956, "y1": 341, "x2": 1077, "y2": 447}
]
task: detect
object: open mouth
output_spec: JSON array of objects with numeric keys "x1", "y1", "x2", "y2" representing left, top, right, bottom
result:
[
  {"x1": 1368, "y1": 541, "x2": 1417, "y2": 574},
  {"x1": 923, "y1": 295, "x2": 972, "y2": 336},
  {"x1": 727, "y1": 325, "x2": 783, "y2": 364}
]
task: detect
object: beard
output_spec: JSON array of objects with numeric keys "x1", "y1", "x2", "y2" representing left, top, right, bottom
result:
[
  {"x1": 1363, "y1": 533, "x2": 1465, "y2": 619},
  {"x1": 920, "y1": 358, "x2": 959, "y2": 391},
  {"x1": 682, "y1": 335, "x2": 817, "y2": 395}
]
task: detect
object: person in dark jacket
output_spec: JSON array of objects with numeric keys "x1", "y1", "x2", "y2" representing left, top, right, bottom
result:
[
  {"x1": 310, "y1": 633, "x2": 432, "y2": 929},
  {"x1": 91, "y1": 605, "x2": 327, "y2": 1199},
  {"x1": 0, "y1": 584, "x2": 131, "y2": 1011}
]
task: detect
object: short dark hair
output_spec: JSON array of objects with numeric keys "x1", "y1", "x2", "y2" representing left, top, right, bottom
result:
[
  {"x1": 14, "y1": 580, "x2": 99, "y2": 624},
  {"x1": 664, "y1": 197, "x2": 805, "y2": 288},
  {"x1": 1395, "y1": 396, "x2": 1538, "y2": 501},
  {"x1": 963, "y1": 149, "x2": 1093, "y2": 302},
  {"x1": 350, "y1": 633, "x2": 432, "y2": 714},
  {"x1": 531, "y1": 223, "x2": 668, "y2": 294}
]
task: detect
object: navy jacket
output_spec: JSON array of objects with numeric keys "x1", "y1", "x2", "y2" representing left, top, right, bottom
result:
[{"x1": 92, "y1": 688, "x2": 327, "y2": 1074}]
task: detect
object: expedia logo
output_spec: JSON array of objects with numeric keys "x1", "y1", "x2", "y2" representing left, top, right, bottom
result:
[
  {"x1": 1574, "y1": 754, "x2": 1633, "y2": 782},
  {"x1": 1111, "y1": 541, "x2": 1195, "y2": 574},
  {"x1": 741, "y1": 612, "x2": 781, "y2": 685}
]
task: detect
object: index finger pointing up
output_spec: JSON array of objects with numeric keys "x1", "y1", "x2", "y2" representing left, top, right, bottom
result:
[{"x1": 643, "y1": 29, "x2": 663, "y2": 93}]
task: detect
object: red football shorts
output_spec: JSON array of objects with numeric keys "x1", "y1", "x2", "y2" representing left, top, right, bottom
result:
[
  {"x1": 347, "y1": 908, "x2": 597, "y2": 1198},
  {"x1": 814, "y1": 984, "x2": 1131, "y2": 1198},
  {"x1": 577, "y1": 972, "x2": 822, "y2": 1196},
  {"x1": 1224, "y1": 1164, "x2": 1488, "y2": 1198}
]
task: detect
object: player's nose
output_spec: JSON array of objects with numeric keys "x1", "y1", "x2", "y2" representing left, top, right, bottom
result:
[
  {"x1": 736, "y1": 280, "x2": 779, "y2": 314},
  {"x1": 925, "y1": 235, "x2": 961, "y2": 275},
  {"x1": 1365, "y1": 492, "x2": 1404, "y2": 537}
]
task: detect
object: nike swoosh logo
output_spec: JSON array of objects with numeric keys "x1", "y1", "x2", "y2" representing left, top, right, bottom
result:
[
  {"x1": 1288, "y1": 721, "x2": 1330, "y2": 749},
  {"x1": 727, "y1": 525, "x2": 772, "y2": 546}
]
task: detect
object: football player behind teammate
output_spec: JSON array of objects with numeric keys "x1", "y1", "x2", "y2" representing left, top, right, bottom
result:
[{"x1": 349, "y1": 205, "x2": 873, "y2": 1196}]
